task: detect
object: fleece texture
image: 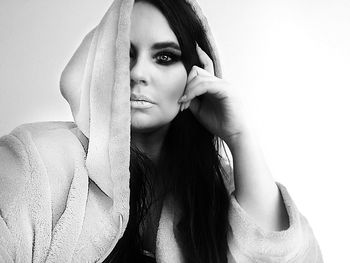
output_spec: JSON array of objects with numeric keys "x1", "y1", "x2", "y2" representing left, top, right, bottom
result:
[{"x1": 0, "y1": 0, "x2": 323, "y2": 262}]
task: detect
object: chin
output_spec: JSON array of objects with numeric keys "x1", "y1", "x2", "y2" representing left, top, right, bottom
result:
[
  {"x1": 131, "y1": 119, "x2": 172, "y2": 134},
  {"x1": 131, "y1": 120, "x2": 159, "y2": 133},
  {"x1": 130, "y1": 110, "x2": 178, "y2": 133},
  {"x1": 131, "y1": 125, "x2": 154, "y2": 133}
]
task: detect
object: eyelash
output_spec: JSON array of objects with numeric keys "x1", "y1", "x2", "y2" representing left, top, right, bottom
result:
[
  {"x1": 129, "y1": 51, "x2": 181, "y2": 66},
  {"x1": 155, "y1": 52, "x2": 181, "y2": 65}
]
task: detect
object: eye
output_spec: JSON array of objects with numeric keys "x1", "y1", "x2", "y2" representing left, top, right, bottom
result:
[{"x1": 155, "y1": 52, "x2": 181, "y2": 65}]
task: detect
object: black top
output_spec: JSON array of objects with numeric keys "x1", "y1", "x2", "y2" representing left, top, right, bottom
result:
[
  {"x1": 135, "y1": 249, "x2": 156, "y2": 263},
  {"x1": 103, "y1": 248, "x2": 156, "y2": 263}
]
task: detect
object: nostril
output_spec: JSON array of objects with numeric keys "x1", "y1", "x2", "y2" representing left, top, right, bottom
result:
[
  {"x1": 134, "y1": 79, "x2": 144, "y2": 85},
  {"x1": 130, "y1": 79, "x2": 147, "y2": 89}
]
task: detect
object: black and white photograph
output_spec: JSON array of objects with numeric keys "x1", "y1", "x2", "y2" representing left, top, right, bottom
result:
[{"x1": 1, "y1": 0, "x2": 349, "y2": 262}]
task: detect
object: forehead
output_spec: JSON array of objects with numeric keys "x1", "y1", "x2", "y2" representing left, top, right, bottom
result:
[{"x1": 130, "y1": 2, "x2": 179, "y2": 45}]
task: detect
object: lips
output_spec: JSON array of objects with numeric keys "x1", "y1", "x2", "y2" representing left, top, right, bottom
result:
[{"x1": 130, "y1": 93, "x2": 155, "y2": 104}]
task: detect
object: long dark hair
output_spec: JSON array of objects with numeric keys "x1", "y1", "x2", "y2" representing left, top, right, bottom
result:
[{"x1": 105, "y1": 0, "x2": 231, "y2": 262}]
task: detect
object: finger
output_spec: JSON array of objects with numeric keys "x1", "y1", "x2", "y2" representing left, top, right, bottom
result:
[
  {"x1": 187, "y1": 66, "x2": 199, "y2": 84},
  {"x1": 193, "y1": 66, "x2": 212, "y2": 77},
  {"x1": 183, "y1": 81, "x2": 212, "y2": 103},
  {"x1": 179, "y1": 75, "x2": 212, "y2": 103},
  {"x1": 187, "y1": 65, "x2": 210, "y2": 84},
  {"x1": 183, "y1": 100, "x2": 190, "y2": 111},
  {"x1": 196, "y1": 43, "x2": 214, "y2": 75},
  {"x1": 186, "y1": 75, "x2": 212, "y2": 95},
  {"x1": 180, "y1": 100, "x2": 190, "y2": 112},
  {"x1": 187, "y1": 78, "x2": 224, "y2": 102},
  {"x1": 179, "y1": 103, "x2": 184, "y2": 112},
  {"x1": 179, "y1": 66, "x2": 198, "y2": 103},
  {"x1": 179, "y1": 67, "x2": 209, "y2": 103}
]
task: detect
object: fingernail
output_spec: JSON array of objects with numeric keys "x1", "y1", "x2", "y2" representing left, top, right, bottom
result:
[
  {"x1": 184, "y1": 101, "x2": 189, "y2": 110},
  {"x1": 179, "y1": 95, "x2": 187, "y2": 103}
]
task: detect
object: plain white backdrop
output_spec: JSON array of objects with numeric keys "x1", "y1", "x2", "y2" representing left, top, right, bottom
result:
[{"x1": 1, "y1": 0, "x2": 349, "y2": 261}]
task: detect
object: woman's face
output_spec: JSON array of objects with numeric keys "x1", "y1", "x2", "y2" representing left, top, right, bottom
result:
[{"x1": 130, "y1": 2, "x2": 187, "y2": 133}]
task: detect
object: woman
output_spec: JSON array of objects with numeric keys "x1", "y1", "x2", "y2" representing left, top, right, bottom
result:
[{"x1": 0, "y1": 0, "x2": 322, "y2": 262}]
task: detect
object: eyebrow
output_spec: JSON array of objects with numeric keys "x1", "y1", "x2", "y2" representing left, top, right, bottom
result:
[
  {"x1": 130, "y1": 41, "x2": 181, "y2": 52},
  {"x1": 152, "y1": 41, "x2": 181, "y2": 51}
]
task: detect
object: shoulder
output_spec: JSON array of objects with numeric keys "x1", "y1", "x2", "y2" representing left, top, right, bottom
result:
[
  {"x1": 9, "y1": 121, "x2": 79, "y2": 144},
  {"x1": 12, "y1": 121, "x2": 87, "y2": 181},
  {"x1": 0, "y1": 121, "x2": 84, "y2": 168},
  {"x1": 0, "y1": 121, "x2": 87, "y2": 203},
  {"x1": 7, "y1": 121, "x2": 86, "y2": 158}
]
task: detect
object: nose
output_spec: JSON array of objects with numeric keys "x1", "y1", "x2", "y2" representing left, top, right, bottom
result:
[{"x1": 130, "y1": 54, "x2": 150, "y2": 87}]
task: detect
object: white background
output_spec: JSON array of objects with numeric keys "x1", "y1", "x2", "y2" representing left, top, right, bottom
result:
[{"x1": 1, "y1": 0, "x2": 349, "y2": 261}]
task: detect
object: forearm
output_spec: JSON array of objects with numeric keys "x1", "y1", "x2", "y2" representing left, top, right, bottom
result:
[{"x1": 225, "y1": 129, "x2": 289, "y2": 231}]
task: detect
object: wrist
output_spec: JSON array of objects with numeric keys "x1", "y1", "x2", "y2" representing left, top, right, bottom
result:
[
  {"x1": 223, "y1": 123, "x2": 254, "y2": 149},
  {"x1": 222, "y1": 100, "x2": 254, "y2": 144}
]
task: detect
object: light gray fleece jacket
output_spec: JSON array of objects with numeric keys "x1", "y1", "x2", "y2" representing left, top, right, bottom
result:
[{"x1": 0, "y1": 0, "x2": 323, "y2": 262}]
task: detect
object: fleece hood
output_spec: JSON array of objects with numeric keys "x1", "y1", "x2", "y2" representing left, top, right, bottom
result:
[{"x1": 59, "y1": 0, "x2": 222, "y2": 233}]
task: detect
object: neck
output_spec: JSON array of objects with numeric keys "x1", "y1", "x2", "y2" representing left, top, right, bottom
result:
[{"x1": 131, "y1": 124, "x2": 170, "y2": 165}]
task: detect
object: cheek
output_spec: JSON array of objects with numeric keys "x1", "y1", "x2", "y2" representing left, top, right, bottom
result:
[{"x1": 161, "y1": 66, "x2": 187, "y2": 103}]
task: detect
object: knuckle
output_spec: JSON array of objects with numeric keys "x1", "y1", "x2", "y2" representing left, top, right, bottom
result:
[
  {"x1": 203, "y1": 80, "x2": 210, "y2": 87},
  {"x1": 191, "y1": 65, "x2": 200, "y2": 72},
  {"x1": 189, "y1": 66, "x2": 199, "y2": 76}
]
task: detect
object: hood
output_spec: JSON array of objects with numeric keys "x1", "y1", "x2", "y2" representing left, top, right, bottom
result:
[{"x1": 59, "y1": 0, "x2": 222, "y2": 235}]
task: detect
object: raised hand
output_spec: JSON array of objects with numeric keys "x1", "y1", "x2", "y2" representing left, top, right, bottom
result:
[{"x1": 178, "y1": 43, "x2": 250, "y2": 143}]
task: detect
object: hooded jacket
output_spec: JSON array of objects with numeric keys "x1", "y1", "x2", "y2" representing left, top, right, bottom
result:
[{"x1": 0, "y1": 0, "x2": 323, "y2": 262}]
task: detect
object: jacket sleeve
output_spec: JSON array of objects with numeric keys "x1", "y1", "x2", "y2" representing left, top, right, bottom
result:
[
  {"x1": 0, "y1": 126, "x2": 57, "y2": 263},
  {"x1": 0, "y1": 211, "x2": 15, "y2": 262},
  {"x1": 0, "y1": 133, "x2": 30, "y2": 263},
  {"x1": 226, "y1": 182, "x2": 323, "y2": 262}
]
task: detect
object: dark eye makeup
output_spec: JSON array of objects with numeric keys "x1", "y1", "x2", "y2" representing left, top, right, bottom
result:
[
  {"x1": 155, "y1": 51, "x2": 182, "y2": 65},
  {"x1": 129, "y1": 45, "x2": 182, "y2": 66}
]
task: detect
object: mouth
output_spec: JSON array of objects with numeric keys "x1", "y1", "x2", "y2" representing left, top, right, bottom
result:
[
  {"x1": 130, "y1": 94, "x2": 155, "y2": 104},
  {"x1": 130, "y1": 100, "x2": 154, "y2": 109},
  {"x1": 130, "y1": 99, "x2": 152, "y2": 103}
]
